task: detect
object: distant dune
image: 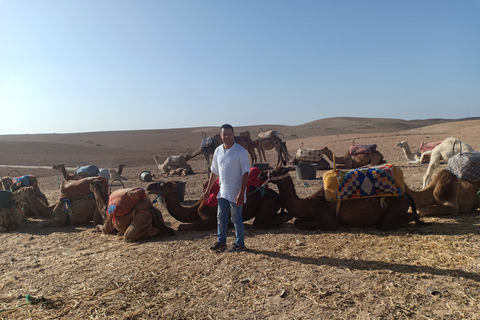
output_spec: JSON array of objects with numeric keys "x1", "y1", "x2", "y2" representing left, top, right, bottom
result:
[{"x1": 1, "y1": 117, "x2": 479, "y2": 167}]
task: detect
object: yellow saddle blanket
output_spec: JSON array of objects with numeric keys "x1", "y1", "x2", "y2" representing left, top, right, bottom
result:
[{"x1": 323, "y1": 164, "x2": 405, "y2": 201}]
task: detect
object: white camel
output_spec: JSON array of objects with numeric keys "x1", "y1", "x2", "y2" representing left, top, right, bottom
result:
[
  {"x1": 396, "y1": 141, "x2": 433, "y2": 164},
  {"x1": 422, "y1": 137, "x2": 475, "y2": 188}
]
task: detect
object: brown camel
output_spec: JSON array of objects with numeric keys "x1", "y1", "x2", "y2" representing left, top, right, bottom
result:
[
  {"x1": 146, "y1": 180, "x2": 292, "y2": 231},
  {"x1": 9, "y1": 187, "x2": 54, "y2": 219},
  {"x1": 258, "y1": 167, "x2": 423, "y2": 231},
  {"x1": 91, "y1": 181, "x2": 174, "y2": 241},
  {"x1": 406, "y1": 169, "x2": 480, "y2": 216},
  {"x1": 321, "y1": 147, "x2": 384, "y2": 169},
  {"x1": 234, "y1": 131, "x2": 258, "y2": 164},
  {"x1": 256, "y1": 137, "x2": 291, "y2": 166},
  {"x1": 0, "y1": 191, "x2": 24, "y2": 231},
  {"x1": 37, "y1": 177, "x2": 109, "y2": 228},
  {"x1": 53, "y1": 164, "x2": 77, "y2": 181},
  {"x1": 185, "y1": 133, "x2": 223, "y2": 171}
]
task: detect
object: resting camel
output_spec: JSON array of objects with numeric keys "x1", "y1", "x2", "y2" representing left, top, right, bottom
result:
[
  {"x1": 9, "y1": 187, "x2": 53, "y2": 218},
  {"x1": 422, "y1": 137, "x2": 475, "y2": 188},
  {"x1": 146, "y1": 174, "x2": 292, "y2": 231},
  {"x1": 256, "y1": 137, "x2": 291, "y2": 166},
  {"x1": 258, "y1": 167, "x2": 424, "y2": 231},
  {"x1": 0, "y1": 191, "x2": 24, "y2": 231},
  {"x1": 185, "y1": 133, "x2": 223, "y2": 171},
  {"x1": 35, "y1": 177, "x2": 109, "y2": 228},
  {"x1": 53, "y1": 164, "x2": 100, "y2": 180},
  {"x1": 153, "y1": 154, "x2": 193, "y2": 175},
  {"x1": 407, "y1": 169, "x2": 480, "y2": 216},
  {"x1": 0, "y1": 175, "x2": 49, "y2": 212},
  {"x1": 91, "y1": 181, "x2": 174, "y2": 241},
  {"x1": 321, "y1": 147, "x2": 384, "y2": 169},
  {"x1": 396, "y1": 141, "x2": 443, "y2": 164}
]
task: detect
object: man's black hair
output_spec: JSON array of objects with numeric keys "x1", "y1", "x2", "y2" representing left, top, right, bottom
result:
[{"x1": 221, "y1": 124, "x2": 234, "y2": 133}]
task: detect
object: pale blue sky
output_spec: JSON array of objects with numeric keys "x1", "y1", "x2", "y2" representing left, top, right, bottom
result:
[{"x1": 1, "y1": 0, "x2": 479, "y2": 134}]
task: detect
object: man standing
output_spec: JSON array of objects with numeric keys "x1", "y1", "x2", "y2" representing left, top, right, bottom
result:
[{"x1": 203, "y1": 124, "x2": 250, "y2": 252}]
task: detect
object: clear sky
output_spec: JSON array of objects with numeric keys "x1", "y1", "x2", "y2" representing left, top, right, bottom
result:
[{"x1": 1, "y1": 0, "x2": 479, "y2": 134}]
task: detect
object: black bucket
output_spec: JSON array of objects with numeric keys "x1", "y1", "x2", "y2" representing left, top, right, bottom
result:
[
  {"x1": 295, "y1": 163, "x2": 317, "y2": 180},
  {"x1": 252, "y1": 163, "x2": 269, "y2": 171},
  {"x1": 139, "y1": 171, "x2": 152, "y2": 182},
  {"x1": 174, "y1": 181, "x2": 186, "y2": 202}
]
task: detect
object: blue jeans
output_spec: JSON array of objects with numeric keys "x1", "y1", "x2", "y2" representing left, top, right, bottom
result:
[{"x1": 217, "y1": 198, "x2": 245, "y2": 247}]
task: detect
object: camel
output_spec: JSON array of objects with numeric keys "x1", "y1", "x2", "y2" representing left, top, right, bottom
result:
[
  {"x1": 234, "y1": 131, "x2": 258, "y2": 164},
  {"x1": 9, "y1": 186, "x2": 53, "y2": 219},
  {"x1": 35, "y1": 177, "x2": 109, "y2": 228},
  {"x1": 146, "y1": 176, "x2": 292, "y2": 231},
  {"x1": 162, "y1": 168, "x2": 191, "y2": 177},
  {"x1": 321, "y1": 147, "x2": 384, "y2": 169},
  {"x1": 0, "y1": 175, "x2": 49, "y2": 212},
  {"x1": 185, "y1": 133, "x2": 223, "y2": 172},
  {"x1": 99, "y1": 164, "x2": 126, "y2": 179},
  {"x1": 407, "y1": 169, "x2": 480, "y2": 216},
  {"x1": 153, "y1": 154, "x2": 193, "y2": 175},
  {"x1": 91, "y1": 181, "x2": 174, "y2": 241},
  {"x1": 53, "y1": 164, "x2": 76, "y2": 180},
  {"x1": 258, "y1": 167, "x2": 424, "y2": 231},
  {"x1": 422, "y1": 137, "x2": 475, "y2": 188},
  {"x1": 396, "y1": 141, "x2": 442, "y2": 164},
  {"x1": 0, "y1": 191, "x2": 24, "y2": 231},
  {"x1": 256, "y1": 137, "x2": 291, "y2": 166}
]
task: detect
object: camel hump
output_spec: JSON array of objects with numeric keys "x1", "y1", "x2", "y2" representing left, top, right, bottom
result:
[{"x1": 257, "y1": 130, "x2": 277, "y2": 140}]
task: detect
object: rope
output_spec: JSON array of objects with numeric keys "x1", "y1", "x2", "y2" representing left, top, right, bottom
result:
[{"x1": 152, "y1": 182, "x2": 177, "y2": 204}]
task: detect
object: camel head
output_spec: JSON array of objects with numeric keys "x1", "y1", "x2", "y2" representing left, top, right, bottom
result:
[
  {"x1": 146, "y1": 181, "x2": 168, "y2": 194},
  {"x1": 11, "y1": 186, "x2": 49, "y2": 207},
  {"x1": 52, "y1": 164, "x2": 65, "y2": 170},
  {"x1": 152, "y1": 154, "x2": 160, "y2": 161},
  {"x1": 1, "y1": 177, "x2": 13, "y2": 190},
  {"x1": 257, "y1": 166, "x2": 292, "y2": 184},
  {"x1": 396, "y1": 141, "x2": 409, "y2": 148}
]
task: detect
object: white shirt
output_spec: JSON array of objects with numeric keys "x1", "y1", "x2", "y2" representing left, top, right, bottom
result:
[{"x1": 211, "y1": 142, "x2": 250, "y2": 203}]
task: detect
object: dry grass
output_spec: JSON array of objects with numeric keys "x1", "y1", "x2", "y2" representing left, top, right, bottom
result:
[{"x1": 1, "y1": 119, "x2": 480, "y2": 319}]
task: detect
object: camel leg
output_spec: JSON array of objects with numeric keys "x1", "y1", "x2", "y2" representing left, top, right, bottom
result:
[
  {"x1": 38, "y1": 201, "x2": 68, "y2": 228},
  {"x1": 96, "y1": 218, "x2": 115, "y2": 234},
  {"x1": 423, "y1": 153, "x2": 441, "y2": 188},
  {"x1": 253, "y1": 209, "x2": 293, "y2": 229},
  {"x1": 123, "y1": 211, "x2": 159, "y2": 242}
]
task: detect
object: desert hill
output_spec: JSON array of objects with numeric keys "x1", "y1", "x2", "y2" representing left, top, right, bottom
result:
[{"x1": 0, "y1": 116, "x2": 478, "y2": 167}]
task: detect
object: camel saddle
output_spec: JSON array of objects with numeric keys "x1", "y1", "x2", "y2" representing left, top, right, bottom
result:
[
  {"x1": 420, "y1": 140, "x2": 442, "y2": 162},
  {"x1": 323, "y1": 164, "x2": 405, "y2": 202},
  {"x1": 446, "y1": 152, "x2": 480, "y2": 181},
  {"x1": 257, "y1": 130, "x2": 277, "y2": 140},
  {"x1": 296, "y1": 146, "x2": 323, "y2": 162},
  {"x1": 349, "y1": 144, "x2": 377, "y2": 156},
  {"x1": 108, "y1": 187, "x2": 150, "y2": 218},
  {"x1": 60, "y1": 177, "x2": 108, "y2": 200},
  {"x1": 9, "y1": 175, "x2": 38, "y2": 192},
  {"x1": 75, "y1": 165, "x2": 100, "y2": 178}
]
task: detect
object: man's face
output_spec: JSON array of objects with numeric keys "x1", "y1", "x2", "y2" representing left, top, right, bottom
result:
[{"x1": 221, "y1": 128, "x2": 234, "y2": 146}]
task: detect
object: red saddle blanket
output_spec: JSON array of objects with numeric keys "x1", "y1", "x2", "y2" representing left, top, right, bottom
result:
[
  {"x1": 349, "y1": 144, "x2": 377, "y2": 156},
  {"x1": 108, "y1": 188, "x2": 150, "y2": 218}
]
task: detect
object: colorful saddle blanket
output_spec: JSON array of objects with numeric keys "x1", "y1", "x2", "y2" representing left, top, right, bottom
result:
[
  {"x1": 349, "y1": 144, "x2": 377, "y2": 156},
  {"x1": 446, "y1": 152, "x2": 480, "y2": 181},
  {"x1": 10, "y1": 175, "x2": 38, "y2": 191},
  {"x1": 323, "y1": 164, "x2": 405, "y2": 201},
  {"x1": 75, "y1": 165, "x2": 99, "y2": 177}
]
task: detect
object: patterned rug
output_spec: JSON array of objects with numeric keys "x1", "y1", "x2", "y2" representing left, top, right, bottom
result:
[
  {"x1": 323, "y1": 164, "x2": 405, "y2": 201},
  {"x1": 446, "y1": 152, "x2": 480, "y2": 181}
]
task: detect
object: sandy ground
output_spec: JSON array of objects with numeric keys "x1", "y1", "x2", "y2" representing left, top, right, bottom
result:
[{"x1": 0, "y1": 118, "x2": 479, "y2": 319}]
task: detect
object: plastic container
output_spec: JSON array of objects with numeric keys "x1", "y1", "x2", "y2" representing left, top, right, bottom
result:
[
  {"x1": 173, "y1": 181, "x2": 186, "y2": 202},
  {"x1": 295, "y1": 163, "x2": 317, "y2": 180},
  {"x1": 139, "y1": 171, "x2": 152, "y2": 182}
]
